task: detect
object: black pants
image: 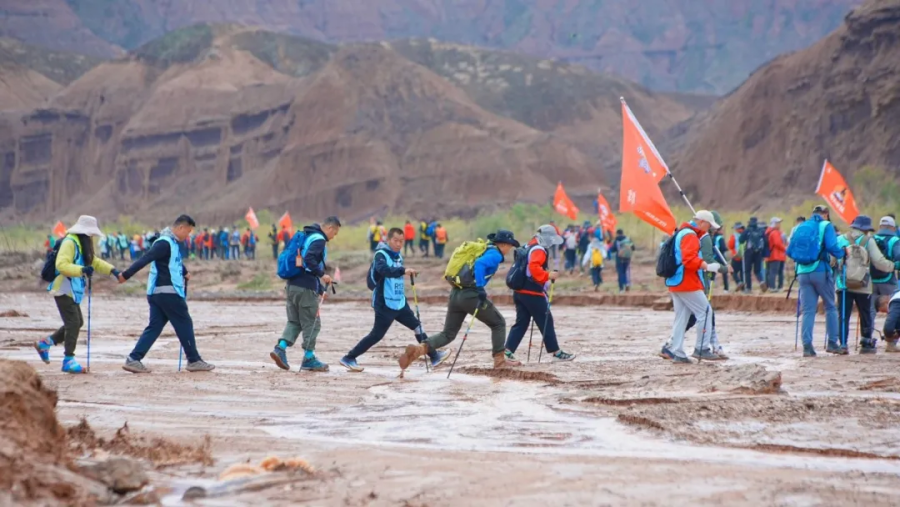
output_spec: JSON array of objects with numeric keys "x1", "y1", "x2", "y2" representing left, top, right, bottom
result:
[
  {"x1": 743, "y1": 252, "x2": 764, "y2": 291},
  {"x1": 51, "y1": 295, "x2": 83, "y2": 357},
  {"x1": 348, "y1": 303, "x2": 422, "y2": 359},
  {"x1": 884, "y1": 300, "x2": 900, "y2": 339},
  {"x1": 419, "y1": 239, "x2": 429, "y2": 256},
  {"x1": 766, "y1": 261, "x2": 784, "y2": 291},
  {"x1": 504, "y1": 292, "x2": 560, "y2": 354},
  {"x1": 404, "y1": 240, "x2": 414, "y2": 256},
  {"x1": 272, "y1": 244, "x2": 279, "y2": 260},
  {"x1": 731, "y1": 258, "x2": 743, "y2": 286},
  {"x1": 837, "y1": 291, "x2": 873, "y2": 345},
  {"x1": 129, "y1": 294, "x2": 202, "y2": 363}
]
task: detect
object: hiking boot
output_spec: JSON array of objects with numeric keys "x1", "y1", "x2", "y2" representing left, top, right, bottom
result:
[
  {"x1": 122, "y1": 357, "x2": 150, "y2": 374},
  {"x1": 340, "y1": 355, "x2": 364, "y2": 372},
  {"x1": 61, "y1": 356, "x2": 85, "y2": 374},
  {"x1": 691, "y1": 349, "x2": 721, "y2": 361},
  {"x1": 429, "y1": 349, "x2": 452, "y2": 368},
  {"x1": 186, "y1": 360, "x2": 215, "y2": 372},
  {"x1": 398, "y1": 343, "x2": 428, "y2": 370},
  {"x1": 803, "y1": 346, "x2": 817, "y2": 357},
  {"x1": 672, "y1": 355, "x2": 692, "y2": 364},
  {"x1": 270, "y1": 346, "x2": 290, "y2": 371},
  {"x1": 826, "y1": 343, "x2": 845, "y2": 355},
  {"x1": 552, "y1": 350, "x2": 576, "y2": 362},
  {"x1": 34, "y1": 336, "x2": 53, "y2": 364},
  {"x1": 714, "y1": 347, "x2": 730, "y2": 360},
  {"x1": 659, "y1": 345, "x2": 675, "y2": 360},
  {"x1": 494, "y1": 352, "x2": 521, "y2": 368},
  {"x1": 300, "y1": 356, "x2": 329, "y2": 372},
  {"x1": 859, "y1": 339, "x2": 877, "y2": 355},
  {"x1": 886, "y1": 340, "x2": 900, "y2": 353}
]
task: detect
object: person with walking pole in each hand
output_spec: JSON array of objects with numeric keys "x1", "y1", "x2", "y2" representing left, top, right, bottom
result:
[
  {"x1": 398, "y1": 230, "x2": 521, "y2": 373},
  {"x1": 503, "y1": 225, "x2": 576, "y2": 363},
  {"x1": 35, "y1": 216, "x2": 120, "y2": 374},
  {"x1": 118, "y1": 215, "x2": 214, "y2": 373},
  {"x1": 340, "y1": 228, "x2": 451, "y2": 372}
]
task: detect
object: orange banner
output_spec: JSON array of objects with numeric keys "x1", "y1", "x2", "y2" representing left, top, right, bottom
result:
[
  {"x1": 245, "y1": 207, "x2": 260, "y2": 230},
  {"x1": 619, "y1": 99, "x2": 677, "y2": 234},
  {"x1": 52, "y1": 221, "x2": 67, "y2": 239},
  {"x1": 553, "y1": 182, "x2": 579, "y2": 221},
  {"x1": 596, "y1": 191, "x2": 617, "y2": 234},
  {"x1": 278, "y1": 212, "x2": 293, "y2": 233},
  {"x1": 815, "y1": 160, "x2": 860, "y2": 225}
]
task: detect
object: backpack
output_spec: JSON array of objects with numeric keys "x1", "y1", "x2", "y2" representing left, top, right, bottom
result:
[
  {"x1": 505, "y1": 246, "x2": 530, "y2": 291},
  {"x1": 844, "y1": 236, "x2": 871, "y2": 290},
  {"x1": 786, "y1": 220, "x2": 825, "y2": 265},
  {"x1": 872, "y1": 235, "x2": 899, "y2": 282},
  {"x1": 656, "y1": 233, "x2": 679, "y2": 279},
  {"x1": 591, "y1": 248, "x2": 603, "y2": 267},
  {"x1": 366, "y1": 250, "x2": 388, "y2": 291},
  {"x1": 444, "y1": 239, "x2": 488, "y2": 287},
  {"x1": 276, "y1": 231, "x2": 309, "y2": 280},
  {"x1": 746, "y1": 227, "x2": 767, "y2": 254},
  {"x1": 616, "y1": 238, "x2": 634, "y2": 259},
  {"x1": 41, "y1": 237, "x2": 77, "y2": 283}
]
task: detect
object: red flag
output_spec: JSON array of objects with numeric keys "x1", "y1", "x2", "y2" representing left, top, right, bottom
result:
[
  {"x1": 553, "y1": 182, "x2": 579, "y2": 221},
  {"x1": 815, "y1": 160, "x2": 860, "y2": 225},
  {"x1": 619, "y1": 99, "x2": 677, "y2": 234},
  {"x1": 278, "y1": 212, "x2": 293, "y2": 233},
  {"x1": 52, "y1": 221, "x2": 67, "y2": 239},
  {"x1": 596, "y1": 190, "x2": 617, "y2": 234},
  {"x1": 245, "y1": 207, "x2": 260, "y2": 230}
]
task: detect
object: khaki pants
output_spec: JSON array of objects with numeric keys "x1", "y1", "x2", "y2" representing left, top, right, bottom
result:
[
  {"x1": 279, "y1": 285, "x2": 321, "y2": 351},
  {"x1": 426, "y1": 287, "x2": 506, "y2": 356},
  {"x1": 51, "y1": 295, "x2": 83, "y2": 357}
]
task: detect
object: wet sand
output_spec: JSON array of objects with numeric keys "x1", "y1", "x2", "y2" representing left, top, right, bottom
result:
[{"x1": 2, "y1": 292, "x2": 899, "y2": 505}]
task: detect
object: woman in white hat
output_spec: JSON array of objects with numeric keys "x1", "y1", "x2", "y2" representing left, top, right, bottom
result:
[{"x1": 35, "y1": 215, "x2": 119, "y2": 373}]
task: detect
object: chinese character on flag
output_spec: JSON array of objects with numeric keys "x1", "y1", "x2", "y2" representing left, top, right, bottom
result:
[
  {"x1": 815, "y1": 160, "x2": 860, "y2": 225},
  {"x1": 553, "y1": 182, "x2": 579, "y2": 221}
]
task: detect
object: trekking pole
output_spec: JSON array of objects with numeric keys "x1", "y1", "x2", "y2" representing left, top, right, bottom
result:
[
  {"x1": 86, "y1": 276, "x2": 92, "y2": 373},
  {"x1": 855, "y1": 311, "x2": 860, "y2": 351},
  {"x1": 538, "y1": 281, "x2": 556, "y2": 364},
  {"x1": 410, "y1": 274, "x2": 429, "y2": 372},
  {"x1": 526, "y1": 320, "x2": 535, "y2": 363},
  {"x1": 840, "y1": 263, "x2": 847, "y2": 350},
  {"x1": 794, "y1": 292, "x2": 801, "y2": 352},
  {"x1": 699, "y1": 273, "x2": 713, "y2": 364},
  {"x1": 447, "y1": 308, "x2": 479, "y2": 379}
]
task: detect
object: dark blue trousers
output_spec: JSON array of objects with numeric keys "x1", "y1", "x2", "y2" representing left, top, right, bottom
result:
[
  {"x1": 129, "y1": 294, "x2": 201, "y2": 363},
  {"x1": 348, "y1": 303, "x2": 422, "y2": 359},
  {"x1": 505, "y1": 292, "x2": 559, "y2": 354}
]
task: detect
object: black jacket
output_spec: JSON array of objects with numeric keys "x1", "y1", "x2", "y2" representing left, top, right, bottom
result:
[
  {"x1": 371, "y1": 244, "x2": 406, "y2": 311},
  {"x1": 122, "y1": 234, "x2": 187, "y2": 288},
  {"x1": 288, "y1": 224, "x2": 329, "y2": 292}
]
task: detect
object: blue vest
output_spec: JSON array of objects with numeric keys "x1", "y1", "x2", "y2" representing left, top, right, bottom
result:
[
  {"x1": 372, "y1": 250, "x2": 406, "y2": 310},
  {"x1": 147, "y1": 236, "x2": 186, "y2": 298},
  {"x1": 303, "y1": 233, "x2": 327, "y2": 273},
  {"x1": 666, "y1": 228, "x2": 698, "y2": 287},
  {"x1": 47, "y1": 235, "x2": 87, "y2": 304}
]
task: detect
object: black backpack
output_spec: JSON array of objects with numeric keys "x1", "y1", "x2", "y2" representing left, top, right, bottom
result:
[
  {"x1": 40, "y1": 238, "x2": 75, "y2": 283},
  {"x1": 656, "y1": 233, "x2": 680, "y2": 279},
  {"x1": 505, "y1": 246, "x2": 530, "y2": 291},
  {"x1": 746, "y1": 227, "x2": 767, "y2": 253}
]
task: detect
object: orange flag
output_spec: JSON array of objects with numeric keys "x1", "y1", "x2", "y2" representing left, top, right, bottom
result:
[
  {"x1": 52, "y1": 221, "x2": 67, "y2": 238},
  {"x1": 619, "y1": 99, "x2": 677, "y2": 234},
  {"x1": 553, "y1": 182, "x2": 579, "y2": 221},
  {"x1": 245, "y1": 207, "x2": 260, "y2": 230},
  {"x1": 816, "y1": 160, "x2": 860, "y2": 225},
  {"x1": 278, "y1": 212, "x2": 293, "y2": 233},
  {"x1": 596, "y1": 190, "x2": 617, "y2": 234}
]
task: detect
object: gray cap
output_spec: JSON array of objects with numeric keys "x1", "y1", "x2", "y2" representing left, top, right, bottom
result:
[
  {"x1": 536, "y1": 224, "x2": 564, "y2": 248},
  {"x1": 881, "y1": 216, "x2": 896, "y2": 228}
]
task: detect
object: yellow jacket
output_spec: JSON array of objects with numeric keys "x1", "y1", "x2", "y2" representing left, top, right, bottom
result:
[{"x1": 49, "y1": 235, "x2": 115, "y2": 303}]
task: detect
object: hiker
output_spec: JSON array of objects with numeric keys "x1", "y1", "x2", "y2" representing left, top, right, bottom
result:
[
  {"x1": 577, "y1": 221, "x2": 591, "y2": 274},
  {"x1": 563, "y1": 227, "x2": 578, "y2": 274},
  {"x1": 340, "y1": 228, "x2": 451, "y2": 372},
  {"x1": 581, "y1": 235, "x2": 606, "y2": 291},
  {"x1": 269, "y1": 225, "x2": 279, "y2": 259},
  {"x1": 713, "y1": 226, "x2": 729, "y2": 293},
  {"x1": 419, "y1": 219, "x2": 430, "y2": 257},
  {"x1": 740, "y1": 217, "x2": 767, "y2": 293},
  {"x1": 879, "y1": 290, "x2": 900, "y2": 352},
  {"x1": 368, "y1": 220, "x2": 384, "y2": 253},
  {"x1": 789, "y1": 216, "x2": 806, "y2": 241},
  {"x1": 270, "y1": 216, "x2": 341, "y2": 372},
  {"x1": 231, "y1": 227, "x2": 241, "y2": 260},
  {"x1": 504, "y1": 225, "x2": 576, "y2": 362},
  {"x1": 681, "y1": 211, "x2": 730, "y2": 360},
  {"x1": 548, "y1": 220, "x2": 561, "y2": 270},
  {"x1": 608, "y1": 229, "x2": 635, "y2": 292},
  {"x1": 836, "y1": 215, "x2": 894, "y2": 354},
  {"x1": 35, "y1": 216, "x2": 120, "y2": 373},
  {"x1": 398, "y1": 230, "x2": 522, "y2": 371},
  {"x1": 871, "y1": 216, "x2": 900, "y2": 326},
  {"x1": 98, "y1": 234, "x2": 109, "y2": 259},
  {"x1": 659, "y1": 211, "x2": 721, "y2": 363},
  {"x1": 403, "y1": 220, "x2": 416, "y2": 256},
  {"x1": 116, "y1": 232, "x2": 127, "y2": 260},
  {"x1": 435, "y1": 223, "x2": 448, "y2": 259},
  {"x1": 219, "y1": 228, "x2": 230, "y2": 260},
  {"x1": 765, "y1": 218, "x2": 786, "y2": 292},
  {"x1": 788, "y1": 205, "x2": 845, "y2": 356},
  {"x1": 118, "y1": 215, "x2": 214, "y2": 373},
  {"x1": 280, "y1": 224, "x2": 291, "y2": 250}
]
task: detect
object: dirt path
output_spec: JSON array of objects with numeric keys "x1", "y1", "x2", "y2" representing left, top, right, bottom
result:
[{"x1": 2, "y1": 293, "x2": 900, "y2": 505}]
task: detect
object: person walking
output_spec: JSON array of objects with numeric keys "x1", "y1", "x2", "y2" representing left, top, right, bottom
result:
[
  {"x1": 419, "y1": 219, "x2": 430, "y2": 257},
  {"x1": 582, "y1": 236, "x2": 606, "y2": 291},
  {"x1": 608, "y1": 229, "x2": 635, "y2": 292},
  {"x1": 269, "y1": 217, "x2": 342, "y2": 372},
  {"x1": 788, "y1": 205, "x2": 845, "y2": 357},
  {"x1": 871, "y1": 216, "x2": 900, "y2": 339},
  {"x1": 219, "y1": 228, "x2": 230, "y2": 260},
  {"x1": 403, "y1": 220, "x2": 416, "y2": 256},
  {"x1": 577, "y1": 221, "x2": 591, "y2": 275},
  {"x1": 231, "y1": 227, "x2": 241, "y2": 260},
  {"x1": 269, "y1": 225, "x2": 279, "y2": 260},
  {"x1": 397, "y1": 230, "x2": 522, "y2": 371},
  {"x1": 434, "y1": 223, "x2": 448, "y2": 259},
  {"x1": 119, "y1": 215, "x2": 214, "y2": 373},
  {"x1": 728, "y1": 223, "x2": 745, "y2": 291},
  {"x1": 563, "y1": 227, "x2": 578, "y2": 274},
  {"x1": 680, "y1": 211, "x2": 730, "y2": 360},
  {"x1": 504, "y1": 225, "x2": 576, "y2": 362},
  {"x1": 340, "y1": 228, "x2": 451, "y2": 372},
  {"x1": 740, "y1": 217, "x2": 767, "y2": 293},
  {"x1": 34, "y1": 216, "x2": 119, "y2": 374},
  {"x1": 713, "y1": 226, "x2": 730, "y2": 293},
  {"x1": 765, "y1": 218, "x2": 787, "y2": 292}
]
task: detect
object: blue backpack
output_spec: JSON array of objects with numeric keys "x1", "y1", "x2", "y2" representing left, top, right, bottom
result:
[
  {"x1": 787, "y1": 220, "x2": 825, "y2": 265},
  {"x1": 276, "y1": 231, "x2": 323, "y2": 280}
]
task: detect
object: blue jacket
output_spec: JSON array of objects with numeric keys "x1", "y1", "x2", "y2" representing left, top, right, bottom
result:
[
  {"x1": 370, "y1": 244, "x2": 407, "y2": 311},
  {"x1": 473, "y1": 245, "x2": 504, "y2": 288},
  {"x1": 219, "y1": 231, "x2": 229, "y2": 246},
  {"x1": 288, "y1": 224, "x2": 328, "y2": 292}
]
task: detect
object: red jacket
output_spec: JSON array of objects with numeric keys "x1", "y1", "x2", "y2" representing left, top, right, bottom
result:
[
  {"x1": 766, "y1": 228, "x2": 786, "y2": 262},
  {"x1": 404, "y1": 224, "x2": 415, "y2": 240},
  {"x1": 669, "y1": 222, "x2": 705, "y2": 293},
  {"x1": 515, "y1": 239, "x2": 550, "y2": 296}
]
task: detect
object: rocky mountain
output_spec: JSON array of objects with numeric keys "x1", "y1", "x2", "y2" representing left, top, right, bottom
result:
[
  {"x1": 0, "y1": 37, "x2": 101, "y2": 110},
  {"x1": 0, "y1": 25, "x2": 700, "y2": 223},
  {"x1": 670, "y1": 0, "x2": 900, "y2": 211},
  {"x1": 0, "y1": 0, "x2": 862, "y2": 94}
]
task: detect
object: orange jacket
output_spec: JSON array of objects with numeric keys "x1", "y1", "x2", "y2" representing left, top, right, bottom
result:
[
  {"x1": 727, "y1": 233, "x2": 743, "y2": 260},
  {"x1": 668, "y1": 223, "x2": 705, "y2": 293},
  {"x1": 404, "y1": 224, "x2": 415, "y2": 240},
  {"x1": 766, "y1": 228, "x2": 786, "y2": 262},
  {"x1": 435, "y1": 226, "x2": 448, "y2": 244}
]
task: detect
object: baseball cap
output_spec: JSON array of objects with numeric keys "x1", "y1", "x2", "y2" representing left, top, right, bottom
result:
[
  {"x1": 693, "y1": 210, "x2": 720, "y2": 229},
  {"x1": 881, "y1": 216, "x2": 896, "y2": 228},
  {"x1": 812, "y1": 205, "x2": 828, "y2": 213}
]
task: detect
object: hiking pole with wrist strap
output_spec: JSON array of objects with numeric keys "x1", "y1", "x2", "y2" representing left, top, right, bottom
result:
[
  {"x1": 537, "y1": 281, "x2": 556, "y2": 364},
  {"x1": 447, "y1": 308, "x2": 479, "y2": 379},
  {"x1": 410, "y1": 274, "x2": 430, "y2": 372},
  {"x1": 86, "y1": 276, "x2": 92, "y2": 373}
]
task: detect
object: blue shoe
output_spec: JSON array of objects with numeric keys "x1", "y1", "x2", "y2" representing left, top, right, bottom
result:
[
  {"x1": 61, "y1": 356, "x2": 85, "y2": 374},
  {"x1": 301, "y1": 356, "x2": 329, "y2": 372},
  {"x1": 270, "y1": 347, "x2": 290, "y2": 371},
  {"x1": 659, "y1": 345, "x2": 675, "y2": 360},
  {"x1": 340, "y1": 355, "x2": 364, "y2": 372},
  {"x1": 429, "y1": 349, "x2": 452, "y2": 368},
  {"x1": 34, "y1": 337, "x2": 52, "y2": 364}
]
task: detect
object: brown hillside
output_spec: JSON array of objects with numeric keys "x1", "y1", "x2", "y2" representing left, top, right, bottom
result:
[
  {"x1": 0, "y1": 26, "x2": 699, "y2": 223},
  {"x1": 671, "y1": 0, "x2": 900, "y2": 211}
]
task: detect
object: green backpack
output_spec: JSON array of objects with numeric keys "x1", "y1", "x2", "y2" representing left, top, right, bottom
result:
[
  {"x1": 444, "y1": 239, "x2": 488, "y2": 287},
  {"x1": 617, "y1": 238, "x2": 634, "y2": 259}
]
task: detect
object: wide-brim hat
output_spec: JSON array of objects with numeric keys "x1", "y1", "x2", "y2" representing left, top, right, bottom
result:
[
  {"x1": 536, "y1": 224, "x2": 564, "y2": 246},
  {"x1": 850, "y1": 215, "x2": 875, "y2": 232},
  {"x1": 66, "y1": 215, "x2": 103, "y2": 237},
  {"x1": 487, "y1": 230, "x2": 520, "y2": 248}
]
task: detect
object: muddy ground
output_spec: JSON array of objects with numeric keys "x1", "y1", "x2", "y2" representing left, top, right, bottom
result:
[{"x1": 2, "y1": 291, "x2": 900, "y2": 506}]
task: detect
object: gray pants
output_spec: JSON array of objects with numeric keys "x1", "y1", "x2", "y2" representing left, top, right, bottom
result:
[
  {"x1": 872, "y1": 281, "x2": 898, "y2": 324},
  {"x1": 279, "y1": 285, "x2": 321, "y2": 351},
  {"x1": 427, "y1": 287, "x2": 506, "y2": 356},
  {"x1": 670, "y1": 291, "x2": 712, "y2": 358}
]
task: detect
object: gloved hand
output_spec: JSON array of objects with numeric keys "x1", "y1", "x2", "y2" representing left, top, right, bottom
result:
[
  {"x1": 705, "y1": 263, "x2": 721, "y2": 272},
  {"x1": 476, "y1": 287, "x2": 488, "y2": 308},
  {"x1": 82, "y1": 266, "x2": 94, "y2": 278}
]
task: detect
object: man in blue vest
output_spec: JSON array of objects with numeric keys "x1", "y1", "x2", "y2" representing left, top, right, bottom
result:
[
  {"x1": 119, "y1": 215, "x2": 214, "y2": 373},
  {"x1": 270, "y1": 216, "x2": 342, "y2": 372},
  {"x1": 872, "y1": 216, "x2": 900, "y2": 329},
  {"x1": 340, "y1": 228, "x2": 451, "y2": 372}
]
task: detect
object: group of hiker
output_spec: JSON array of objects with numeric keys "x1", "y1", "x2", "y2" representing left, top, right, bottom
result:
[
  {"x1": 190, "y1": 227, "x2": 258, "y2": 261},
  {"x1": 726, "y1": 216, "x2": 789, "y2": 293}
]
